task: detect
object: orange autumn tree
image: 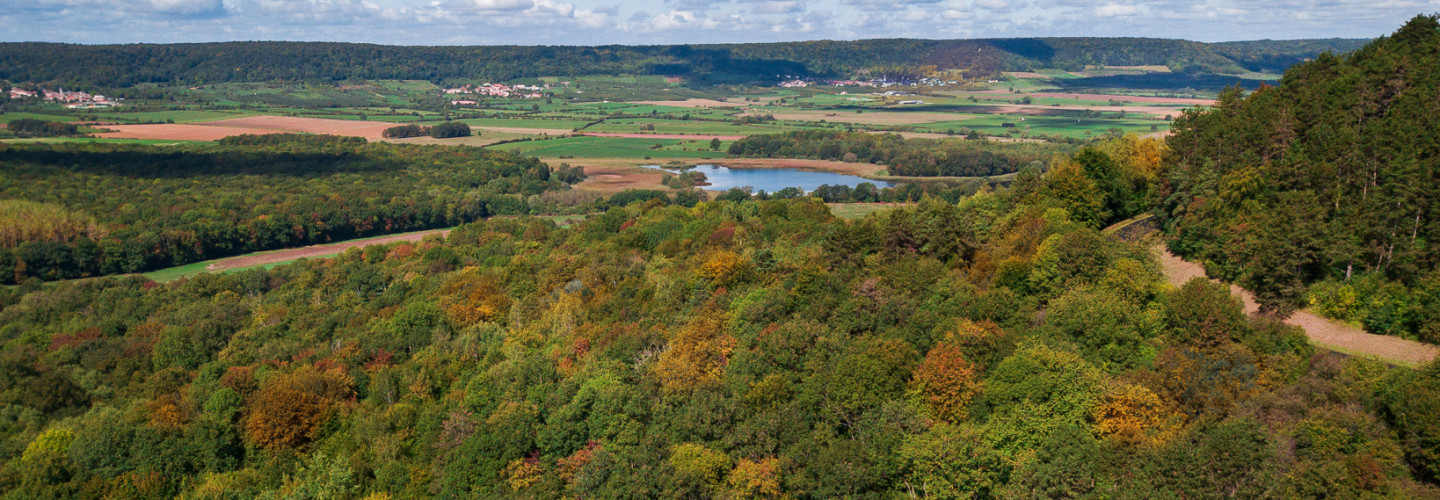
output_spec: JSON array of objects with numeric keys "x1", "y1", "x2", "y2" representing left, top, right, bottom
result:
[
  {"x1": 244, "y1": 367, "x2": 354, "y2": 449},
  {"x1": 911, "y1": 338, "x2": 982, "y2": 423}
]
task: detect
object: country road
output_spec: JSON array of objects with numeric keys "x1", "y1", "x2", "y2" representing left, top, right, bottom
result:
[{"x1": 1155, "y1": 246, "x2": 1438, "y2": 367}]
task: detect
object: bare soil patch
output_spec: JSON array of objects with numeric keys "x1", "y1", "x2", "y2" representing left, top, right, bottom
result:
[
  {"x1": 565, "y1": 161, "x2": 671, "y2": 193},
  {"x1": 205, "y1": 229, "x2": 450, "y2": 272},
  {"x1": 97, "y1": 115, "x2": 406, "y2": 141},
  {"x1": 1156, "y1": 246, "x2": 1438, "y2": 367},
  {"x1": 199, "y1": 116, "x2": 395, "y2": 139},
  {"x1": 96, "y1": 124, "x2": 288, "y2": 141}
]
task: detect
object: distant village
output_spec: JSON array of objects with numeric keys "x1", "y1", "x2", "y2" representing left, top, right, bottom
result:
[
  {"x1": 442, "y1": 83, "x2": 552, "y2": 106},
  {"x1": 777, "y1": 76, "x2": 961, "y2": 88},
  {"x1": 7, "y1": 87, "x2": 119, "y2": 108}
]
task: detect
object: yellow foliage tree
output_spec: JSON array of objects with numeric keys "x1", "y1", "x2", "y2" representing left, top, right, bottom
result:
[
  {"x1": 699, "y1": 250, "x2": 747, "y2": 285},
  {"x1": 501, "y1": 457, "x2": 543, "y2": 492},
  {"x1": 1094, "y1": 134, "x2": 1165, "y2": 184},
  {"x1": 1041, "y1": 160, "x2": 1108, "y2": 227},
  {"x1": 670, "y1": 443, "x2": 731, "y2": 487},
  {"x1": 0, "y1": 199, "x2": 107, "y2": 248},
  {"x1": 1091, "y1": 383, "x2": 1179, "y2": 447},
  {"x1": 440, "y1": 268, "x2": 511, "y2": 326},
  {"x1": 727, "y1": 457, "x2": 782, "y2": 499},
  {"x1": 655, "y1": 309, "x2": 736, "y2": 394}
]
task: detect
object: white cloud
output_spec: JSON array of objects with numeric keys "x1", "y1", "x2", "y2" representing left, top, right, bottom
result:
[
  {"x1": 626, "y1": 9, "x2": 719, "y2": 31},
  {"x1": 470, "y1": 0, "x2": 534, "y2": 10},
  {"x1": 1094, "y1": 3, "x2": 1140, "y2": 17}
]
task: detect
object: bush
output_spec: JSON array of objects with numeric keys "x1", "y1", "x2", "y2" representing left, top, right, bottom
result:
[
  {"x1": 381, "y1": 124, "x2": 426, "y2": 139},
  {"x1": 430, "y1": 121, "x2": 472, "y2": 138}
]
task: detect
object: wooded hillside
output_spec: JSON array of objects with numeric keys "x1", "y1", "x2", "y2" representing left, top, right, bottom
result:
[
  {"x1": 1157, "y1": 15, "x2": 1440, "y2": 340},
  {"x1": 0, "y1": 37, "x2": 1366, "y2": 88}
]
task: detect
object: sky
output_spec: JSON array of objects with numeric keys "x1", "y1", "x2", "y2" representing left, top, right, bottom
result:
[{"x1": 2, "y1": 0, "x2": 1434, "y2": 46}]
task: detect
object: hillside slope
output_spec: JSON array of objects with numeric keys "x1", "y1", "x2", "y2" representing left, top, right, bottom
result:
[
  {"x1": 1157, "y1": 15, "x2": 1440, "y2": 339},
  {"x1": 0, "y1": 37, "x2": 1365, "y2": 88}
]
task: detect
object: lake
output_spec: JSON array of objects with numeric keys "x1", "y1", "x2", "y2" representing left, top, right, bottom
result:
[{"x1": 643, "y1": 164, "x2": 893, "y2": 193}]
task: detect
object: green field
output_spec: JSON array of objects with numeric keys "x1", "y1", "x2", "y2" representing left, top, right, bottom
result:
[
  {"x1": 456, "y1": 117, "x2": 595, "y2": 130},
  {"x1": 827, "y1": 203, "x2": 900, "y2": 219},
  {"x1": 585, "y1": 118, "x2": 816, "y2": 135},
  {"x1": 0, "y1": 112, "x2": 78, "y2": 123}
]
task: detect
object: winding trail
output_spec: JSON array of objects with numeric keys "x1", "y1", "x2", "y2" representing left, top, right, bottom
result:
[
  {"x1": 203, "y1": 229, "x2": 452, "y2": 272},
  {"x1": 1155, "y1": 246, "x2": 1438, "y2": 367}
]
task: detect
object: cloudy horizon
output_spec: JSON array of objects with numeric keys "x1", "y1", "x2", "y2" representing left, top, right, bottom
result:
[{"x1": 3, "y1": 0, "x2": 1434, "y2": 46}]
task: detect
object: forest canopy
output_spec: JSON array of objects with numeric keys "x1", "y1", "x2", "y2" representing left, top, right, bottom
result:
[
  {"x1": 1, "y1": 189, "x2": 1437, "y2": 497},
  {"x1": 0, "y1": 135, "x2": 577, "y2": 283}
]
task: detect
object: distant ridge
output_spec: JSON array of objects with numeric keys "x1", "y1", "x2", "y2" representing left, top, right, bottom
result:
[{"x1": 0, "y1": 37, "x2": 1367, "y2": 88}]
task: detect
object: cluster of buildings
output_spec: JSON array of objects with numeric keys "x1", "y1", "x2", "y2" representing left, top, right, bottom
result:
[
  {"x1": 442, "y1": 83, "x2": 549, "y2": 102},
  {"x1": 7, "y1": 87, "x2": 118, "y2": 108},
  {"x1": 776, "y1": 77, "x2": 962, "y2": 89}
]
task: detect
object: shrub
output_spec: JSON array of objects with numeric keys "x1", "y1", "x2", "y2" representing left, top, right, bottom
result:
[{"x1": 1163, "y1": 277, "x2": 1249, "y2": 348}]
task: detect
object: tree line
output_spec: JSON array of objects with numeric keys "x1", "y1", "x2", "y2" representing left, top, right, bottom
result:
[
  {"x1": 726, "y1": 130, "x2": 1076, "y2": 177},
  {"x1": 0, "y1": 135, "x2": 580, "y2": 283},
  {"x1": 381, "y1": 122, "x2": 472, "y2": 139}
]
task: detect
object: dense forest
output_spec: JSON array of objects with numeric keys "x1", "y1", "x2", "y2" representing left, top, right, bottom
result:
[
  {"x1": 1, "y1": 159, "x2": 1438, "y2": 496},
  {"x1": 1156, "y1": 15, "x2": 1440, "y2": 341},
  {"x1": 0, "y1": 37, "x2": 1365, "y2": 88},
  {"x1": 0, "y1": 135, "x2": 581, "y2": 283},
  {"x1": 726, "y1": 130, "x2": 1078, "y2": 177}
]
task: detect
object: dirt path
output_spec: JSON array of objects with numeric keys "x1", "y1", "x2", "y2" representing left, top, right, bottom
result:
[
  {"x1": 1155, "y1": 247, "x2": 1438, "y2": 367},
  {"x1": 204, "y1": 229, "x2": 451, "y2": 271}
]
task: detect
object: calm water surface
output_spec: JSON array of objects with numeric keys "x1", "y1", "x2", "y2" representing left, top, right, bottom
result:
[{"x1": 644, "y1": 164, "x2": 892, "y2": 193}]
